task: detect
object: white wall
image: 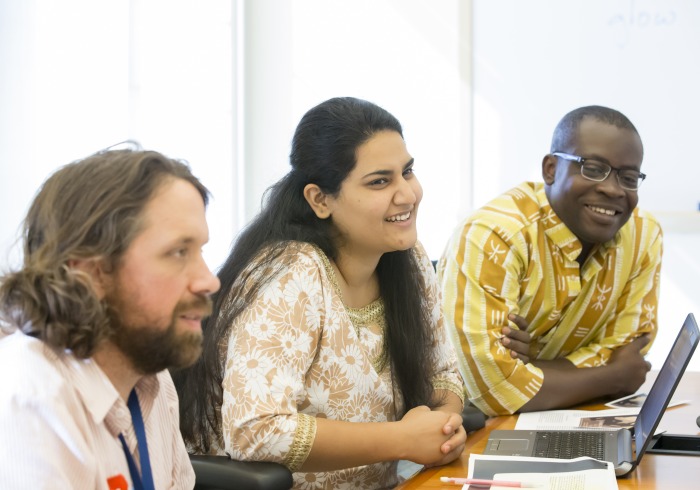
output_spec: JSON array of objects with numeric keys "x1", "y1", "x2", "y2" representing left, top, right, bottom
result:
[
  {"x1": 471, "y1": 0, "x2": 700, "y2": 211},
  {"x1": 0, "y1": 0, "x2": 235, "y2": 272}
]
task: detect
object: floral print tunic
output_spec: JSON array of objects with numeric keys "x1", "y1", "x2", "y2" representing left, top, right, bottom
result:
[{"x1": 215, "y1": 241, "x2": 464, "y2": 489}]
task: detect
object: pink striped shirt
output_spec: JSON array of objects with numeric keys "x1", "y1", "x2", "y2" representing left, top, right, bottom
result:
[{"x1": 0, "y1": 332, "x2": 194, "y2": 489}]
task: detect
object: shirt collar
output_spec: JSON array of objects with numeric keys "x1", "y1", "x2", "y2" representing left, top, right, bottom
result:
[
  {"x1": 67, "y1": 355, "x2": 120, "y2": 426},
  {"x1": 535, "y1": 183, "x2": 622, "y2": 262},
  {"x1": 67, "y1": 354, "x2": 161, "y2": 437}
]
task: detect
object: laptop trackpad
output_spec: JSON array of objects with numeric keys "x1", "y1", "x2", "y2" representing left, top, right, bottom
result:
[{"x1": 498, "y1": 439, "x2": 530, "y2": 451}]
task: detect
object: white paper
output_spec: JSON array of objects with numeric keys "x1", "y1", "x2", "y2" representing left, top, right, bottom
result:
[
  {"x1": 468, "y1": 454, "x2": 618, "y2": 490},
  {"x1": 605, "y1": 392, "x2": 689, "y2": 409},
  {"x1": 514, "y1": 408, "x2": 639, "y2": 431},
  {"x1": 491, "y1": 469, "x2": 614, "y2": 489}
]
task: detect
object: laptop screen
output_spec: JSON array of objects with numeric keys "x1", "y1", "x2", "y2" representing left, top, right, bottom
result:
[{"x1": 633, "y1": 313, "x2": 700, "y2": 464}]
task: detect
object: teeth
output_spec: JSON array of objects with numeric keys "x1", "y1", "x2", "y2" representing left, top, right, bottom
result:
[
  {"x1": 588, "y1": 205, "x2": 616, "y2": 216},
  {"x1": 386, "y1": 212, "x2": 411, "y2": 222}
]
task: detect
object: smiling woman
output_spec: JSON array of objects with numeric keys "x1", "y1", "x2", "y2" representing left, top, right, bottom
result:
[
  {"x1": 173, "y1": 97, "x2": 466, "y2": 490},
  {"x1": 303, "y1": 130, "x2": 423, "y2": 282}
]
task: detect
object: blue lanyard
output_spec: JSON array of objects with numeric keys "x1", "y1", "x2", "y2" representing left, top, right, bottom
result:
[{"x1": 118, "y1": 390, "x2": 155, "y2": 490}]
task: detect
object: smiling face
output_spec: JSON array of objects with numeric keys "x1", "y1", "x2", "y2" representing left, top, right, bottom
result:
[
  {"x1": 543, "y1": 117, "x2": 644, "y2": 253},
  {"x1": 318, "y1": 130, "x2": 422, "y2": 262},
  {"x1": 105, "y1": 178, "x2": 221, "y2": 374}
]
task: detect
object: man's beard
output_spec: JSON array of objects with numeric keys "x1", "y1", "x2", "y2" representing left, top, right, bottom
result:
[{"x1": 105, "y1": 294, "x2": 212, "y2": 375}]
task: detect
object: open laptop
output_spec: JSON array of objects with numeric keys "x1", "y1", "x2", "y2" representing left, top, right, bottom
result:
[{"x1": 483, "y1": 312, "x2": 700, "y2": 477}]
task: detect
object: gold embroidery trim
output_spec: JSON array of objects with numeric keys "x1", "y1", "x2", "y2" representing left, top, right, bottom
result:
[
  {"x1": 346, "y1": 299, "x2": 385, "y2": 327},
  {"x1": 314, "y1": 246, "x2": 388, "y2": 373},
  {"x1": 346, "y1": 302, "x2": 388, "y2": 374},
  {"x1": 284, "y1": 413, "x2": 317, "y2": 472},
  {"x1": 433, "y1": 379, "x2": 466, "y2": 405}
]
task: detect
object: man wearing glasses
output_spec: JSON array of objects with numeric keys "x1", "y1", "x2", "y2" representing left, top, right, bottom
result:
[{"x1": 438, "y1": 106, "x2": 662, "y2": 416}]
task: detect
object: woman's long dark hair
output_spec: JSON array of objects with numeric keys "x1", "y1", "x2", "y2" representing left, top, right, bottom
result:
[{"x1": 174, "y1": 97, "x2": 440, "y2": 452}]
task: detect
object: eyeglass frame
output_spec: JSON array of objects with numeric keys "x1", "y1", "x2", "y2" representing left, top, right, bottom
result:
[{"x1": 551, "y1": 151, "x2": 647, "y2": 191}]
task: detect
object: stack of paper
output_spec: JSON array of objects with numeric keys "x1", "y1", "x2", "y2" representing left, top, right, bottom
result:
[{"x1": 465, "y1": 454, "x2": 618, "y2": 489}]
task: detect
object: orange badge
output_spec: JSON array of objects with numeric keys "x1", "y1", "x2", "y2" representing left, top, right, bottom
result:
[{"x1": 107, "y1": 474, "x2": 129, "y2": 490}]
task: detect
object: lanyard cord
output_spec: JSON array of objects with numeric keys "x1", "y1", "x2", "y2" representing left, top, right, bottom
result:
[{"x1": 118, "y1": 390, "x2": 155, "y2": 490}]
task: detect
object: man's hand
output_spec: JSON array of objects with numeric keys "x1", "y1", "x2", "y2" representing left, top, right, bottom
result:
[
  {"x1": 607, "y1": 334, "x2": 652, "y2": 397},
  {"x1": 500, "y1": 314, "x2": 532, "y2": 363},
  {"x1": 520, "y1": 334, "x2": 653, "y2": 413}
]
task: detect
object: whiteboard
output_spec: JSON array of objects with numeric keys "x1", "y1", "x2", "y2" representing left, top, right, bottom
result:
[{"x1": 471, "y1": 0, "x2": 700, "y2": 213}]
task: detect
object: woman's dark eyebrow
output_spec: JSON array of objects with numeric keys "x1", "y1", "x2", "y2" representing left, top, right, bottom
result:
[{"x1": 361, "y1": 158, "x2": 414, "y2": 179}]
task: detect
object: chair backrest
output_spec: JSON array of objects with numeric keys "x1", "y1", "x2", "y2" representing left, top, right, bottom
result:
[
  {"x1": 461, "y1": 404, "x2": 486, "y2": 433},
  {"x1": 190, "y1": 455, "x2": 293, "y2": 490}
]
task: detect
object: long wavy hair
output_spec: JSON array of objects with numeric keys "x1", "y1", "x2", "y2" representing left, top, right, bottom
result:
[
  {"x1": 175, "y1": 97, "x2": 441, "y2": 453},
  {"x1": 0, "y1": 147, "x2": 209, "y2": 358}
]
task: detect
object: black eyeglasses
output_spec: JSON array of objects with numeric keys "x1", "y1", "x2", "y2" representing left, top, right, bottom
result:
[{"x1": 552, "y1": 152, "x2": 646, "y2": 191}]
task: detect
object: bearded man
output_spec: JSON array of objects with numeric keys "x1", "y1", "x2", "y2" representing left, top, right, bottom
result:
[{"x1": 0, "y1": 147, "x2": 220, "y2": 488}]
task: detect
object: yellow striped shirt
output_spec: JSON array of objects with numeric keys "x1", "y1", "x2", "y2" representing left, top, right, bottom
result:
[{"x1": 438, "y1": 182, "x2": 663, "y2": 416}]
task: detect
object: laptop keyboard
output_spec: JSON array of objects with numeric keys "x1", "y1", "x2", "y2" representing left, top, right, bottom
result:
[{"x1": 533, "y1": 431, "x2": 607, "y2": 460}]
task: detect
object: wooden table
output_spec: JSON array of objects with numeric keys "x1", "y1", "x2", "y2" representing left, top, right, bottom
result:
[{"x1": 397, "y1": 371, "x2": 700, "y2": 489}]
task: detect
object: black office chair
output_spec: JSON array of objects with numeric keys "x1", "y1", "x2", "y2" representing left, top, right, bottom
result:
[
  {"x1": 461, "y1": 403, "x2": 487, "y2": 433},
  {"x1": 190, "y1": 455, "x2": 293, "y2": 490}
]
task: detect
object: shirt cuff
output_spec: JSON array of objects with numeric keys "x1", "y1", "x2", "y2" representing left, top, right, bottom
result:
[
  {"x1": 468, "y1": 363, "x2": 544, "y2": 416},
  {"x1": 433, "y1": 377, "x2": 466, "y2": 405},
  {"x1": 283, "y1": 412, "x2": 316, "y2": 472}
]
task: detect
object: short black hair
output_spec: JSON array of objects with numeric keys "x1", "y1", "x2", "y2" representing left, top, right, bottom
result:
[{"x1": 551, "y1": 105, "x2": 641, "y2": 153}]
